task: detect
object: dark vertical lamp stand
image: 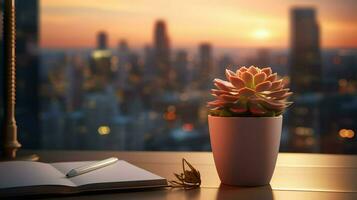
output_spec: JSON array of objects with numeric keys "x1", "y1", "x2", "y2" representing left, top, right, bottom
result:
[{"x1": 2, "y1": 0, "x2": 38, "y2": 161}]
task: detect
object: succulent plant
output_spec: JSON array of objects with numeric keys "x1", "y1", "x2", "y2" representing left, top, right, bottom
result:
[{"x1": 208, "y1": 66, "x2": 293, "y2": 117}]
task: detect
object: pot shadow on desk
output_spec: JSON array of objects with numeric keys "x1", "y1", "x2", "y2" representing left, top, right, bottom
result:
[{"x1": 215, "y1": 184, "x2": 274, "y2": 200}]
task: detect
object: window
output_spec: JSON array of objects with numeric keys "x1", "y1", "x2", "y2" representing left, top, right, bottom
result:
[{"x1": 1, "y1": 0, "x2": 356, "y2": 153}]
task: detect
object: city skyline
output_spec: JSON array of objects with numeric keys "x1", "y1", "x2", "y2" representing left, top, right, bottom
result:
[
  {"x1": 1, "y1": 1, "x2": 356, "y2": 153},
  {"x1": 41, "y1": 0, "x2": 357, "y2": 49}
]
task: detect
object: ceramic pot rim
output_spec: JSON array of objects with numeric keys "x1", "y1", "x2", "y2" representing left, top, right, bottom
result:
[{"x1": 208, "y1": 115, "x2": 282, "y2": 119}]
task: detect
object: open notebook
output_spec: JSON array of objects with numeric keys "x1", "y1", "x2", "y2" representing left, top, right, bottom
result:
[{"x1": 0, "y1": 160, "x2": 167, "y2": 197}]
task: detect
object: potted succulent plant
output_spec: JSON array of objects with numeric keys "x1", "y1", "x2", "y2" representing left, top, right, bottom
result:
[{"x1": 208, "y1": 66, "x2": 292, "y2": 186}]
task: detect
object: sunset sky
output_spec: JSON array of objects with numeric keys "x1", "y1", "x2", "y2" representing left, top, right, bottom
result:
[{"x1": 41, "y1": 0, "x2": 357, "y2": 49}]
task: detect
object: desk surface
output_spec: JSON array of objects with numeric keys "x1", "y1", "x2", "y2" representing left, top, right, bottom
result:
[{"x1": 22, "y1": 150, "x2": 357, "y2": 200}]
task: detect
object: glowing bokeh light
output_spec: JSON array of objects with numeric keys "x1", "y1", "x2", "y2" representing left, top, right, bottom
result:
[
  {"x1": 339, "y1": 129, "x2": 355, "y2": 139},
  {"x1": 182, "y1": 123, "x2": 194, "y2": 132},
  {"x1": 98, "y1": 126, "x2": 111, "y2": 135}
]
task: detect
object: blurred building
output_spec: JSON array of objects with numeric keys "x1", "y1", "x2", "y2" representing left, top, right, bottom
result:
[
  {"x1": 125, "y1": 52, "x2": 143, "y2": 90},
  {"x1": 90, "y1": 32, "x2": 114, "y2": 87},
  {"x1": 256, "y1": 48, "x2": 271, "y2": 67},
  {"x1": 319, "y1": 94, "x2": 357, "y2": 153},
  {"x1": 290, "y1": 8, "x2": 321, "y2": 93},
  {"x1": 288, "y1": 8, "x2": 322, "y2": 152},
  {"x1": 143, "y1": 45, "x2": 156, "y2": 80},
  {"x1": 173, "y1": 50, "x2": 189, "y2": 88},
  {"x1": 81, "y1": 88, "x2": 124, "y2": 149},
  {"x1": 14, "y1": 0, "x2": 41, "y2": 148},
  {"x1": 153, "y1": 20, "x2": 172, "y2": 84},
  {"x1": 118, "y1": 40, "x2": 129, "y2": 55},
  {"x1": 198, "y1": 43, "x2": 213, "y2": 88},
  {"x1": 154, "y1": 20, "x2": 170, "y2": 70},
  {"x1": 116, "y1": 39, "x2": 131, "y2": 88},
  {"x1": 271, "y1": 52, "x2": 289, "y2": 76},
  {"x1": 65, "y1": 54, "x2": 84, "y2": 111},
  {"x1": 97, "y1": 31, "x2": 108, "y2": 50}
]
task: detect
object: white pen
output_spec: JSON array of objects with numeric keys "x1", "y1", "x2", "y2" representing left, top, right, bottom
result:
[{"x1": 66, "y1": 157, "x2": 118, "y2": 178}]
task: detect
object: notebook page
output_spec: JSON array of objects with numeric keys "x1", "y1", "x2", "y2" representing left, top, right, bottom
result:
[
  {"x1": 51, "y1": 160, "x2": 166, "y2": 187},
  {"x1": 0, "y1": 161, "x2": 75, "y2": 189}
]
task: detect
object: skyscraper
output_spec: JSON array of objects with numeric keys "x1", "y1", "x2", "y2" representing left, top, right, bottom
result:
[
  {"x1": 153, "y1": 20, "x2": 171, "y2": 78},
  {"x1": 143, "y1": 45, "x2": 156, "y2": 80},
  {"x1": 117, "y1": 39, "x2": 130, "y2": 87},
  {"x1": 97, "y1": 31, "x2": 108, "y2": 50},
  {"x1": 65, "y1": 54, "x2": 84, "y2": 111},
  {"x1": 91, "y1": 32, "x2": 113, "y2": 87},
  {"x1": 174, "y1": 50, "x2": 189, "y2": 87},
  {"x1": 288, "y1": 8, "x2": 322, "y2": 152},
  {"x1": 118, "y1": 40, "x2": 129, "y2": 54},
  {"x1": 198, "y1": 43, "x2": 213, "y2": 88},
  {"x1": 256, "y1": 48, "x2": 271, "y2": 67},
  {"x1": 290, "y1": 8, "x2": 321, "y2": 93},
  {"x1": 15, "y1": 0, "x2": 40, "y2": 148}
]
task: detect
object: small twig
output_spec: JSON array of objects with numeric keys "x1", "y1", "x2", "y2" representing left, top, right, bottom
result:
[{"x1": 168, "y1": 158, "x2": 201, "y2": 189}]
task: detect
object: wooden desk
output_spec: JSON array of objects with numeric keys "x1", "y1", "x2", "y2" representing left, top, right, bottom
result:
[{"x1": 23, "y1": 151, "x2": 357, "y2": 199}]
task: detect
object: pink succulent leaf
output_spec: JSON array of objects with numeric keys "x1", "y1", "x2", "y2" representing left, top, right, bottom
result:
[
  {"x1": 248, "y1": 66, "x2": 259, "y2": 75},
  {"x1": 230, "y1": 101, "x2": 248, "y2": 113},
  {"x1": 207, "y1": 100, "x2": 226, "y2": 107},
  {"x1": 214, "y1": 78, "x2": 234, "y2": 87},
  {"x1": 218, "y1": 94, "x2": 240, "y2": 102},
  {"x1": 255, "y1": 81, "x2": 272, "y2": 92},
  {"x1": 284, "y1": 101, "x2": 294, "y2": 107},
  {"x1": 211, "y1": 89, "x2": 231, "y2": 96},
  {"x1": 254, "y1": 72, "x2": 267, "y2": 85},
  {"x1": 236, "y1": 66, "x2": 247, "y2": 77},
  {"x1": 266, "y1": 88, "x2": 289, "y2": 98},
  {"x1": 266, "y1": 73, "x2": 277, "y2": 82},
  {"x1": 261, "y1": 67, "x2": 272, "y2": 76},
  {"x1": 214, "y1": 79, "x2": 234, "y2": 91},
  {"x1": 270, "y1": 80, "x2": 283, "y2": 90},
  {"x1": 274, "y1": 92, "x2": 293, "y2": 100},
  {"x1": 238, "y1": 87, "x2": 255, "y2": 97},
  {"x1": 225, "y1": 69, "x2": 236, "y2": 81},
  {"x1": 229, "y1": 76, "x2": 245, "y2": 89},
  {"x1": 230, "y1": 107, "x2": 247, "y2": 113},
  {"x1": 238, "y1": 66, "x2": 248, "y2": 72},
  {"x1": 271, "y1": 85, "x2": 284, "y2": 92},
  {"x1": 248, "y1": 102, "x2": 267, "y2": 115},
  {"x1": 241, "y1": 71, "x2": 254, "y2": 88}
]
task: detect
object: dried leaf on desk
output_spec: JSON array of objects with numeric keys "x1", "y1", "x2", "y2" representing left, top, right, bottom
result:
[{"x1": 169, "y1": 158, "x2": 201, "y2": 189}]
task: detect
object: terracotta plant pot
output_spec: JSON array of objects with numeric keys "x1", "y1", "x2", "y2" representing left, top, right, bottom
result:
[{"x1": 208, "y1": 115, "x2": 282, "y2": 186}]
